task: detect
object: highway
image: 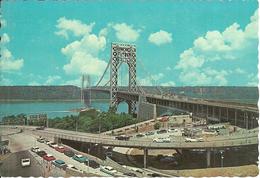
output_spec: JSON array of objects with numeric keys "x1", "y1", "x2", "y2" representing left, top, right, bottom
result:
[{"x1": 17, "y1": 126, "x2": 258, "y2": 149}]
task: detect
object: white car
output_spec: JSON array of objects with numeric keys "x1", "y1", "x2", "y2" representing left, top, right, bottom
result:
[
  {"x1": 31, "y1": 146, "x2": 40, "y2": 153},
  {"x1": 21, "y1": 158, "x2": 31, "y2": 167},
  {"x1": 153, "y1": 137, "x2": 171, "y2": 143},
  {"x1": 100, "y1": 166, "x2": 117, "y2": 175},
  {"x1": 185, "y1": 137, "x2": 198, "y2": 142}
]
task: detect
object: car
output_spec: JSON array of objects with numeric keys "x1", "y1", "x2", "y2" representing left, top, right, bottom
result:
[
  {"x1": 72, "y1": 154, "x2": 87, "y2": 163},
  {"x1": 37, "y1": 150, "x2": 47, "y2": 157},
  {"x1": 147, "y1": 173, "x2": 161, "y2": 177},
  {"x1": 36, "y1": 126, "x2": 45, "y2": 130},
  {"x1": 130, "y1": 167, "x2": 143, "y2": 174},
  {"x1": 55, "y1": 146, "x2": 66, "y2": 153},
  {"x1": 21, "y1": 158, "x2": 30, "y2": 167},
  {"x1": 52, "y1": 160, "x2": 67, "y2": 170},
  {"x1": 49, "y1": 142, "x2": 58, "y2": 148},
  {"x1": 67, "y1": 164, "x2": 84, "y2": 173},
  {"x1": 43, "y1": 154, "x2": 56, "y2": 161},
  {"x1": 153, "y1": 138, "x2": 164, "y2": 143},
  {"x1": 37, "y1": 138, "x2": 45, "y2": 143},
  {"x1": 31, "y1": 146, "x2": 40, "y2": 152},
  {"x1": 100, "y1": 166, "x2": 117, "y2": 176},
  {"x1": 85, "y1": 160, "x2": 100, "y2": 169},
  {"x1": 136, "y1": 133, "x2": 145, "y2": 138},
  {"x1": 45, "y1": 141, "x2": 52, "y2": 145},
  {"x1": 105, "y1": 152, "x2": 112, "y2": 157},
  {"x1": 197, "y1": 137, "x2": 204, "y2": 142},
  {"x1": 156, "y1": 129, "x2": 168, "y2": 134},
  {"x1": 162, "y1": 138, "x2": 171, "y2": 143},
  {"x1": 115, "y1": 135, "x2": 130, "y2": 141},
  {"x1": 123, "y1": 172, "x2": 137, "y2": 177},
  {"x1": 145, "y1": 131, "x2": 154, "y2": 136},
  {"x1": 64, "y1": 150, "x2": 75, "y2": 157},
  {"x1": 153, "y1": 137, "x2": 170, "y2": 143},
  {"x1": 185, "y1": 137, "x2": 198, "y2": 142}
]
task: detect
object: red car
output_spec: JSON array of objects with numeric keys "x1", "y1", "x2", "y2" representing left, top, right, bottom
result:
[
  {"x1": 55, "y1": 146, "x2": 66, "y2": 153},
  {"x1": 43, "y1": 154, "x2": 56, "y2": 161}
]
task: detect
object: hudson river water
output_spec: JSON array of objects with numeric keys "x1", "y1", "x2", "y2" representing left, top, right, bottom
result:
[{"x1": 0, "y1": 101, "x2": 128, "y2": 119}]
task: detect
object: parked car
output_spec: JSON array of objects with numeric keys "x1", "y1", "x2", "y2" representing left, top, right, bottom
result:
[
  {"x1": 21, "y1": 158, "x2": 31, "y2": 167},
  {"x1": 115, "y1": 135, "x2": 130, "y2": 141},
  {"x1": 55, "y1": 146, "x2": 66, "y2": 153},
  {"x1": 36, "y1": 126, "x2": 45, "y2": 130},
  {"x1": 85, "y1": 160, "x2": 100, "y2": 169},
  {"x1": 49, "y1": 142, "x2": 58, "y2": 148},
  {"x1": 157, "y1": 129, "x2": 168, "y2": 134},
  {"x1": 64, "y1": 150, "x2": 75, "y2": 157},
  {"x1": 72, "y1": 154, "x2": 87, "y2": 163},
  {"x1": 153, "y1": 137, "x2": 171, "y2": 143},
  {"x1": 37, "y1": 150, "x2": 47, "y2": 157},
  {"x1": 100, "y1": 166, "x2": 117, "y2": 176},
  {"x1": 37, "y1": 138, "x2": 45, "y2": 143},
  {"x1": 43, "y1": 154, "x2": 56, "y2": 161},
  {"x1": 136, "y1": 133, "x2": 145, "y2": 138},
  {"x1": 185, "y1": 137, "x2": 198, "y2": 142},
  {"x1": 123, "y1": 172, "x2": 137, "y2": 177},
  {"x1": 145, "y1": 131, "x2": 154, "y2": 136},
  {"x1": 52, "y1": 160, "x2": 67, "y2": 170},
  {"x1": 67, "y1": 164, "x2": 84, "y2": 173},
  {"x1": 31, "y1": 146, "x2": 40, "y2": 153}
]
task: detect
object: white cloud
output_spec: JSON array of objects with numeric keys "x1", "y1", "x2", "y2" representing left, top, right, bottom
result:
[
  {"x1": 175, "y1": 9, "x2": 258, "y2": 86},
  {"x1": 247, "y1": 73, "x2": 258, "y2": 86},
  {"x1": 112, "y1": 23, "x2": 141, "y2": 42},
  {"x1": 2, "y1": 33, "x2": 10, "y2": 43},
  {"x1": 0, "y1": 75, "x2": 12, "y2": 86},
  {"x1": 63, "y1": 51, "x2": 107, "y2": 76},
  {"x1": 45, "y1": 75, "x2": 61, "y2": 85},
  {"x1": 61, "y1": 34, "x2": 106, "y2": 56},
  {"x1": 55, "y1": 17, "x2": 95, "y2": 38},
  {"x1": 161, "y1": 81, "x2": 176, "y2": 86},
  {"x1": 138, "y1": 73, "x2": 164, "y2": 86},
  {"x1": 56, "y1": 17, "x2": 108, "y2": 80},
  {"x1": 148, "y1": 30, "x2": 172, "y2": 45},
  {"x1": 0, "y1": 48, "x2": 24, "y2": 71}
]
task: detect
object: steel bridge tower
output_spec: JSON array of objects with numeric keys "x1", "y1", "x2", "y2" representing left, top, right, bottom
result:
[{"x1": 110, "y1": 43, "x2": 137, "y2": 114}]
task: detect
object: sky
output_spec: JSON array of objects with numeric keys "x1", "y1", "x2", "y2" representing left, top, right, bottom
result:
[{"x1": 0, "y1": 0, "x2": 258, "y2": 87}]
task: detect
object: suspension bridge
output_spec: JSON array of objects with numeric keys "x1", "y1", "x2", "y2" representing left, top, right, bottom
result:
[{"x1": 82, "y1": 43, "x2": 258, "y2": 129}]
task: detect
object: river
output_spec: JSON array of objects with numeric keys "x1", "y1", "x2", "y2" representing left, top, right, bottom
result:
[{"x1": 0, "y1": 100, "x2": 128, "y2": 119}]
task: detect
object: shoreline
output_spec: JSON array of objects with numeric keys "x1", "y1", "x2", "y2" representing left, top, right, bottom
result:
[{"x1": 0, "y1": 99, "x2": 110, "y2": 103}]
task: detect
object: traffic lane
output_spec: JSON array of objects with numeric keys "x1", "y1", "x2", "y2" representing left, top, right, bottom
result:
[
  {"x1": 3, "y1": 131, "x2": 38, "y2": 153},
  {"x1": 34, "y1": 141, "x2": 110, "y2": 176},
  {"x1": 0, "y1": 150, "x2": 42, "y2": 177}
]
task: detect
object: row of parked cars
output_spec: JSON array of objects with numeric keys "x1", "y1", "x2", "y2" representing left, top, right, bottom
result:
[{"x1": 32, "y1": 137, "x2": 100, "y2": 173}]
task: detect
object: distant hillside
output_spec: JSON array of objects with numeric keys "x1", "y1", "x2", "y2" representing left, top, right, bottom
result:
[
  {"x1": 0, "y1": 86, "x2": 81, "y2": 101},
  {"x1": 0, "y1": 86, "x2": 258, "y2": 104},
  {"x1": 167, "y1": 86, "x2": 259, "y2": 104}
]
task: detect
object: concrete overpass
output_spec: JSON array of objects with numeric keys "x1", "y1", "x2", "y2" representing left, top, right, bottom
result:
[{"x1": 27, "y1": 126, "x2": 258, "y2": 168}]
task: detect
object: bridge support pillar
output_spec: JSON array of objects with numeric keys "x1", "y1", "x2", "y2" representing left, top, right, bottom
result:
[
  {"x1": 54, "y1": 137, "x2": 61, "y2": 144},
  {"x1": 206, "y1": 149, "x2": 211, "y2": 167},
  {"x1": 143, "y1": 148, "x2": 148, "y2": 168}
]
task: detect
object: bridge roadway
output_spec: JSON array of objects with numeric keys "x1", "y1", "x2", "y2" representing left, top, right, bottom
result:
[
  {"x1": 88, "y1": 88, "x2": 258, "y2": 113},
  {"x1": 31, "y1": 127, "x2": 258, "y2": 149}
]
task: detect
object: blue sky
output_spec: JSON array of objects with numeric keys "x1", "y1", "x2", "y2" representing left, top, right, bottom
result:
[{"x1": 1, "y1": 0, "x2": 258, "y2": 87}]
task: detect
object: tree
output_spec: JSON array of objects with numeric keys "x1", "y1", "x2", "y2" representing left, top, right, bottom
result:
[{"x1": 154, "y1": 122, "x2": 161, "y2": 130}]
